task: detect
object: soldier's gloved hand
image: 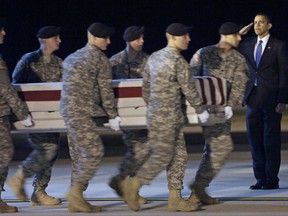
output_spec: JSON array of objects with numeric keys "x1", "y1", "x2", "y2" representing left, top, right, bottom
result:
[
  {"x1": 109, "y1": 116, "x2": 121, "y2": 131},
  {"x1": 198, "y1": 110, "x2": 209, "y2": 123},
  {"x1": 20, "y1": 114, "x2": 34, "y2": 127},
  {"x1": 224, "y1": 106, "x2": 233, "y2": 119}
]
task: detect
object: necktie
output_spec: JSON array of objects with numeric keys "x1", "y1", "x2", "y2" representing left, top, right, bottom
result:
[{"x1": 255, "y1": 40, "x2": 263, "y2": 68}]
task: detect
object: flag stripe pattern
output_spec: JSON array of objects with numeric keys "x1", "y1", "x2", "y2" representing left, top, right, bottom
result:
[
  {"x1": 13, "y1": 77, "x2": 227, "y2": 106},
  {"x1": 194, "y1": 76, "x2": 227, "y2": 105}
]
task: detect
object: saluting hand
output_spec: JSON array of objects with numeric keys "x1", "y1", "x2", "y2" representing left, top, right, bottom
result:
[{"x1": 239, "y1": 22, "x2": 253, "y2": 35}]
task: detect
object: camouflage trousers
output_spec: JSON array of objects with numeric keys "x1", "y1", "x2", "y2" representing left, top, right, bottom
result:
[
  {"x1": 0, "y1": 116, "x2": 14, "y2": 191},
  {"x1": 137, "y1": 121, "x2": 187, "y2": 190},
  {"x1": 195, "y1": 121, "x2": 233, "y2": 186},
  {"x1": 115, "y1": 129, "x2": 150, "y2": 180},
  {"x1": 22, "y1": 132, "x2": 59, "y2": 188},
  {"x1": 64, "y1": 116, "x2": 105, "y2": 190}
]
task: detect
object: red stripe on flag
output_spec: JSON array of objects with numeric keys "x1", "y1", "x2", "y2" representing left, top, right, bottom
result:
[
  {"x1": 18, "y1": 90, "x2": 61, "y2": 101},
  {"x1": 207, "y1": 78, "x2": 216, "y2": 105},
  {"x1": 17, "y1": 87, "x2": 143, "y2": 101},
  {"x1": 114, "y1": 87, "x2": 142, "y2": 98},
  {"x1": 198, "y1": 79, "x2": 207, "y2": 105}
]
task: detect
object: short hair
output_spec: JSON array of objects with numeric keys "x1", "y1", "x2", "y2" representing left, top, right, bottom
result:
[{"x1": 255, "y1": 12, "x2": 272, "y2": 23}]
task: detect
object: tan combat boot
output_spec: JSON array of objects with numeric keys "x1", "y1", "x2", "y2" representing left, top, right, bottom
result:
[
  {"x1": 66, "y1": 184, "x2": 101, "y2": 213},
  {"x1": 109, "y1": 176, "x2": 148, "y2": 204},
  {"x1": 120, "y1": 177, "x2": 142, "y2": 211},
  {"x1": 0, "y1": 200, "x2": 18, "y2": 213},
  {"x1": 68, "y1": 202, "x2": 102, "y2": 213},
  {"x1": 109, "y1": 176, "x2": 123, "y2": 197},
  {"x1": 189, "y1": 182, "x2": 220, "y2": 205},
  {"x1": 187, "y1": 188, "x2": 201, "y2": 204},
  {"x1": 30, "y1": 186, "x2": 61, "y2": 206},
  {"x1": 168, "y1": 189, "x2": 199, "y2": 212},
  {"x1": 138, "y1": 194, "x2": 148, "y2": 204},
  {"x1": 7, "y1": 166, "x2": 28, "y2": 201},
  {"x1": 0, "y1": 191, "x2": 18, "y2": 213}
]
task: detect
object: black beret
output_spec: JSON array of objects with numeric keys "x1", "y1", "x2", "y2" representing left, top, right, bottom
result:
[
  {"x1": 123, "y1": 26, "x2": 144, "y2": 42},
  {"x1": 0, "y1": 18, "x2": 6, "y2": 29},
  {"x1": 36, "y1": 26, "x2": 61, "y2": 38},
  {"x1": 88, "y1": 22, "x2": 115, "y2": 38},
  {"x1": 166, "y1": 23, "x2": 193, "y2": 36},
  {"x1": 218, "y1": 22, "x2": 243, "y2": 35}
]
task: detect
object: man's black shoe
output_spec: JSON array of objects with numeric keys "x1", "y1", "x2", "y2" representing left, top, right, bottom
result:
[
  {"x1": 249, "y1": 181, "x2": 264, "y2": 190},
  {"x1": 262, "y1": 183, "x2": 279, "y2": 190}
]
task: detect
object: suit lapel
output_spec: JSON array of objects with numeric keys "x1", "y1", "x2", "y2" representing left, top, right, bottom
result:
[{"x1": 258, "y1": 37, "x2": 273, "y2": 68}]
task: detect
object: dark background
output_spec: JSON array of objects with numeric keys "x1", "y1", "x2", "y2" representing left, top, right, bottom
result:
[
  {"x1": 3, "y1": 0, "x2": 288, "y2": 158},
  {"x1": 0, "y1": 0, "x2": 288, "y2": 75}
]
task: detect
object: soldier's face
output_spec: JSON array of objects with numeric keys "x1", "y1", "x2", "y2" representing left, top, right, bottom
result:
[
  {"x1": 174, "y1": 34, "x2": 190, "y2": 51},
  {"x1": 0, "y1": 28, "x2": 6, "y2": 44},
  {"x1": 95, "y1": 37, "x2": 111, "y2": 51},
  {"x1": 44, "y1": 35, "x2": 61, "y2": 51},
  {"x1": 129, "y1": 35, "x2": 144, "y2": 52},
  {"x1": 225, "y1": 34, "x2": 242, "y2": 47}
]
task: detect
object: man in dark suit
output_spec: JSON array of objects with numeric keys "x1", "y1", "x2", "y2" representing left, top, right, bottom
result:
[{"x1": 239, "y1": 13, "x2": 288, "y2": 190}]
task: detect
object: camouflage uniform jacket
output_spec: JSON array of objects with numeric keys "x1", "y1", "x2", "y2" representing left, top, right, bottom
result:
[
  {"x1": 0, "y1": 55, "x2": 29, "y2": 119},
  {"x1": 12, "y1": 49, "x2": 63, "y2": 83},
  {"x1": 0, "y1": 84, "x2": 29, "y2": 119},
  {"x1": 142, "y1": 46, "x2": 203, "y2": 124},
  {"x1": 0, "y1": 54, "x2": 11, "y2": 84},
  {"x1": 110, "y1": 49, "x2": 149, "y2": 79},
  {"x1": 60, "y1": 43, "x2": 118, "y2": 118},
  {"x1": 190, "y1": 45, "x2": 248, "y2": 107}
]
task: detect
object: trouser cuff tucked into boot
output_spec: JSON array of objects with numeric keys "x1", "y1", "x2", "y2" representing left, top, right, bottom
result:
[
  {"x1": 31, "y1": 186, "x2": 61, "y2": 206},
  {"x1": 66, "y1": 184, "x2": 101, "y2": 213},
  {"x1": 120, "y1": 177, "x2": 142, "y2": 211}
]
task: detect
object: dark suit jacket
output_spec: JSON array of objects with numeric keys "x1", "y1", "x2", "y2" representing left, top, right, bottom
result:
[{"x1": 239, "y1": 36, "x2": 288, "y2": 105}]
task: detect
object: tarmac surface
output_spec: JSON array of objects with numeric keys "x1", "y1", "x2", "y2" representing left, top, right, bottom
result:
[
  {"x1": 6, "y1": 111, "x2": 288, "y2": 215},
  {"x1": 2, "y1": 150, "x2": 288, "y2": 216}
]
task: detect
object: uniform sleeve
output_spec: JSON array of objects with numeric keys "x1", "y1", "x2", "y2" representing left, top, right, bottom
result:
[
  {"x1": 142, "y1": 59, "x2": 150, "y2": 105},
  {"x1": 110, "y1": 60, "x2": 116, "y2": 79},
  {"x1": 97, "y1": 59, "x2": 118, "y2": 119},
  {"x1": 227, "y1": 58, "x2": 248, "y2": 107},
  {"x1": 176, "y1": 58, "x2": 203, "y2": 113},
  {"x1": 109, "y1": 55, "x2": 125, "y2": 79},
  {"x1": 1, "y1": 84, "x2": 29, "y2": 120},
  {"x1": 0, "y1": 69, "x2": 11, "y2": 84},
  {"x1": 12, "y1": 57, "x2": 28, "y2": 84},
  {"x1": 57, "y1": 57, "x2": 63, "y2": 82},
  {"x1": 190, "y1": 49, "x2": 203, "y2": 76}
]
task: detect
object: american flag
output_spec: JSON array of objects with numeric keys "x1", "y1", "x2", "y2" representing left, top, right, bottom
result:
[{"x1": 194, "y1": 76, "x2": 227, "y2": 106}]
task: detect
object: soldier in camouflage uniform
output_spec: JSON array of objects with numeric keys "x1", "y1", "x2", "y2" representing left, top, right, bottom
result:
[
  {"x1": 8, "y1": 26, "x2": 62, "y2": 206},
  {"x1": 60, "y1": 22, "x2": 121, "y2": 213},
  {"x1": 188, "y1": 22, "x2": 248, "y2": 205},
  {"x1": 0, "y1": 18, "x2": 33, "y2": 213},
  {"x1": 119, "y1": 23, "x2": 209, "y2": 212},
  {"x1": 109, "y1": 26, "x2": 149, "y2": 204}
]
